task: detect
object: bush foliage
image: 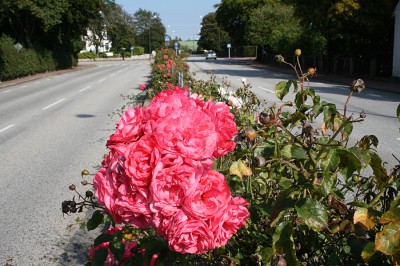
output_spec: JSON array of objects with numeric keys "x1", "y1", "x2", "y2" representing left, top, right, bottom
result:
[{"x1": 64, "y1": 48, "x2": 400, "y2": 265}]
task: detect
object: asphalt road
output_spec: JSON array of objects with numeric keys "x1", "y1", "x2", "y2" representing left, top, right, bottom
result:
[
  {"x1": 0, "y1": 60, "x2": 151, "y2": 265},
  {"x1": 187, "y1": 56, "x2": 400, "y2": 169}
]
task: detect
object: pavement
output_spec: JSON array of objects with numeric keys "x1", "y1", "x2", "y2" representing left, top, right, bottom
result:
[{"x1": 1, "y1": 56, "x2": 399, "y2": 94}]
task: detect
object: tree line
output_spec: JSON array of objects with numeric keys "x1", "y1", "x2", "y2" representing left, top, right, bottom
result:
[
  {"x1": 199, "y1": 0, "x2": 397, "y2": 73},
  {"x1": 0, "y1": 0, "x2": 166, "y2": 68}
]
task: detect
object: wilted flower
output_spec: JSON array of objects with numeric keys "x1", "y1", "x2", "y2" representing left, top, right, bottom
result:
[
  {"x1": 241, "y1": 77, "x2": 247, "y2": 86},
  {"x1": 275, "y1": 54, "x2": 285, "y2": 63},
  {"x1": 350, "y1": 79, "x2": 365, "y2": 93}
]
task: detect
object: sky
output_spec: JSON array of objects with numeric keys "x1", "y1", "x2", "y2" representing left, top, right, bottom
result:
[{"x1": 115, "y1": 0, "x2": 221, "y2": 40}]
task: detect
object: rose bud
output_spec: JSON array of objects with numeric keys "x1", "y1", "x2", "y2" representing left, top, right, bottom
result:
[
  {"x1": 245, "y1": 128, "x2": 257, "y2": 139},
  {"x1": 308, "y1": 68, "x2": 316, "y2": 76},
  {"x1": 81, "y1": 169, "x2": 89, "y2": 176},
  {"x1": 294, "y1": 49, "x2": 301, "y2": 56},
  {"x1": 69, "y1": 184, "x2": 76, "y2": 191},
  {"x1": 81, "y1": 180, "x2": 88, "y2": 186},
  {"x1": 85, "y1": 190, "x2": 94, "y2": 198}
]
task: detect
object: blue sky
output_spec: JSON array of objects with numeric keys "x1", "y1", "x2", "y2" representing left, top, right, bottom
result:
[{"x1": 115, "y1": 0, "x2": 221, "y2": 40}]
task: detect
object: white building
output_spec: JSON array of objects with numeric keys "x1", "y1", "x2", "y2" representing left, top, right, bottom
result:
[
  {"x1": 81, "y1": 29, "x2": 112, "y2": 54},
  {"x1": 393, "y1": 2, "x2": 400, "y2": 79}
]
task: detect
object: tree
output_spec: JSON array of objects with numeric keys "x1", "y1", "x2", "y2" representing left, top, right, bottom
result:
[
  {"x1": 133, "y1": 9, "x2": 166, "y2": 53},
  {"x1": 247, "y1": 3, "x2": 302, "y2": 55},
  {"x1": 215, "y1": 0, "x2": 270, "y2": 47},
  {"x1": 104, "y1": 3, "x2": 135, "y2": 54},
  {"x1": 0, "y1": 0, "x2": 106, "y2": 52},
  {"x1": 198, "y1": 12, "x2": 230, "y2": 52}
]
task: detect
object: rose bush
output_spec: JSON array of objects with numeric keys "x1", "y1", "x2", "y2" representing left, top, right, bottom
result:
[{"x1": 64, "y1": 48, "x2": 400, "y2": 265}]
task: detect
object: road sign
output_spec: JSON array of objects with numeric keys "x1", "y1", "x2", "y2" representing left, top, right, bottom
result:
[{"x1": 227, "y1": 43, "x2": 231, "y2": 48}]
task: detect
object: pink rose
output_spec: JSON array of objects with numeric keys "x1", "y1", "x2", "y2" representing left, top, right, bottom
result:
[
  {"x1": 150, "y1": 155, "x2": 204, "y2": 217},
  {"x1": 202, "y1": 101, "x2": 237, "y2": 157},
  {"x1": 139, "y1": 84, "x2": 147, "y2": 90},
  {"x1": 124, "y1": 136, "x2": 160, "y2": 187},
  {"x1": 183, "y1": 170, "x2": 231, "y2": 219},
  {"x1": 151, "y1": 107, "x2": 217, "y2": 160},
  {"x1": 114, "y1": 181, "x2": 153, "y2": 228},
  {"x1": 167, "y1": 210, "x2": 215, "y2": 254},
  {"x1": 107, "y1": 106, "x2": 146, "y2": 148},
  {"x1": 209, "y1": 197, "x2": 250, "y2": 247}
]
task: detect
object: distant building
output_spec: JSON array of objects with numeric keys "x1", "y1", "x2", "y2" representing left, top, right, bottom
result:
[
  {"x1": 81, "y1": 29, "x2": 112, "y2": 54},
  {"x1": 393, "y1": 2, "x2": 400, "y2": 79}
]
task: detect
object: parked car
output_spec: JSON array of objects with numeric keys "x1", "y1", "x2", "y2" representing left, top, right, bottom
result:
[{"x1": 206, "y1": 50, "x2": 217, "y2": 60}]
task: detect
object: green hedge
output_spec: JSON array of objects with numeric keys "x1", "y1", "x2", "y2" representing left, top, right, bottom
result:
[
  {"x1": 78, "y1": 52, "x2": 96, "y2": 59},
  {"x1": 133, "y1": 46, "x2": 144, "y2": 55},
  {"x1": 0, "y1": 35, "x2": 75, "y2": 81}
]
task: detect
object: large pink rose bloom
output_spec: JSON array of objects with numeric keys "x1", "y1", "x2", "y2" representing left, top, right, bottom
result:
[
  {"x1": 107, "y1": 106, "x2": 146, "y2": 148},
  {"x1": 113, "y1": 173, "x2": 153, "y2": 228},
  {"x1": 167, "y1": 210, "x2": 215, "y2": 254},
  {"x1": 202, "y1": 100, "x2": 238, "y2": 158},
  {"x1": 151, "y1": 107, "x2": 217, "y2": 160},
  {"x1": 209, "y1": 197, "x2": 250, "y2": 247},
  {"x1": 124, "y1": 136, "x2": 160, "y2": 187},
  {"x1": 93, "y1": 167, "x2": 117, "y2": 220},
  {"x1": 183, "y1": 170, "x2": 231, "y2": 219},
  {"x1": 150, "y1": 155, "x2": 203, "y2": 218}
]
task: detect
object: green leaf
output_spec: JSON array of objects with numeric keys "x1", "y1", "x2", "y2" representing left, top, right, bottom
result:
[
  {"x1": 87, "y1": 210, "x2": 104, "y2": 231},
  {"x1": 375, "y1": 220, "x2": 400, "y2": 255},
  {"x1": 275, "y1": 81, "x2": 291, "y2": 100},
  {"x1": 254, "y1": 141, "x2": 276, "y2": 158},
  {"x1": 369, "y1": 152, "x2": 389, "y2": 188},
  {"x1": 320, "y1": 149, "x2": 340, "y2": 173},
  {"x1": 109, "y1": 233, "x2": 125, "y2": 262},
  {"x1": 296, "y1": 198, "x2": 328, "y2": 231},
  {"x1": 94, "y1": 233, "x2": 112, "y2": 247},
  {"x1": 91, "y1": 247, "x2": 108, "y2": 266},
  {"x1": 318, "y1": 171, "x2": 337, "y2": 196},
  {"x1": 281, "y1": 144, "x2": 307, "y2": 160},
  {"x1": 273, "y1": 221, "x2": 300, "y2": 266},
  {"x1": 380, "y1": 208, "x2": 400, "y2": 224},
  {"x1": 336, "y1": 149, "x2": 362, "y2": 179},
  {"x1": 361, "y1": 242, "x2": 376, "y2": 262},
  {"x1": 286, "y1": 112, "x2": 306, "y2": 128},
  {"x1": 260, "y1": 247, "x2": 274, "y2": 265}
]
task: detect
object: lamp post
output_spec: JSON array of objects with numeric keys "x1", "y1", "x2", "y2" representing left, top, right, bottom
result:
[{"x1": 148, "y1": 15, "x2": 157, "y2": 54}]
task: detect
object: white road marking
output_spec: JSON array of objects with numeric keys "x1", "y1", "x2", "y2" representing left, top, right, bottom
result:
[
  {"x1": 109, "y1": 73, "x2": 116, "y2": 77},
  {"x1": 42, "y1": 98, "x2": 65, "y2": 110},
  {"x1": 259, "y1": 86, "x2": 275, "y2": 94},
  {"x1": 397, "y1": 138, "x2": 400, "y2": 141},
  {"x1": 34, "y1": 81, "x2": 41, "y2": 84},
  {"x1": 98, "y1": 78, "x2": 106, "y2": 83},
  {"x1": 0, "y1": 124, "x2": 15, "y2": 133},
  {"x1": 2, "y1": 90, "x2": 11, "y2": 93},
  {"x1": 20, "y1": 85, "x2": 27, "y2": 88},
  {"x1": 79, "y1": 85, "x2": 92, "y2": 92}
]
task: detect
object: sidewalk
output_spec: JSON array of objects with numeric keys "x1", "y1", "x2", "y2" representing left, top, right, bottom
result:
[{"x1": 247, "y1": 59, "x2": 400, "y2": 94}]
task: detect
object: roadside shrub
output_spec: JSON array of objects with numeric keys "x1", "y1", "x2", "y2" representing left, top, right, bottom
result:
[
  {"x1": 133, "y1": 46, "x2": 144, "y2": 55},
  {"x1": 78, "y1": 52, "x2": 96, "y2": 59}
]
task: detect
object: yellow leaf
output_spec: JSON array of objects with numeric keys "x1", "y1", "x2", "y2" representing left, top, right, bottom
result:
[
  {"x1": 353, "y1": 208, "x2": 376, "y2": 230},
  {"x1": 375, "y1": 220, "x2": 400, "y2": 255},
  {"x1": 229, "y1": 161, "x2": 242, "y2": 179},
  {"x1": 229, "y1": 160, "x2": 252, "y2": 180}
]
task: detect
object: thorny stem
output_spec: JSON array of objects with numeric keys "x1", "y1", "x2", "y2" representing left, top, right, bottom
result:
[{"x1": 342, "y1": 90, "x2": 354, "y2": 140}]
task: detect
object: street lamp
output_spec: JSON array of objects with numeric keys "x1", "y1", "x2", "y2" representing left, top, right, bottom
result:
[{"x1": 148, "y1": 15, "x2": 157, "y2": 54}]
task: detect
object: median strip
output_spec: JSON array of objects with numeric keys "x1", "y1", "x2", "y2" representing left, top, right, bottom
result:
[{"x1": 42, "y1": 98, "x2": 65, "y2": 110}]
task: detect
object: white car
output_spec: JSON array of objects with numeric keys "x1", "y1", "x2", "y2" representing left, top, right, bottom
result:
[{"x1": 206, "y1": 51, "x2": 217, "y2": 60}]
